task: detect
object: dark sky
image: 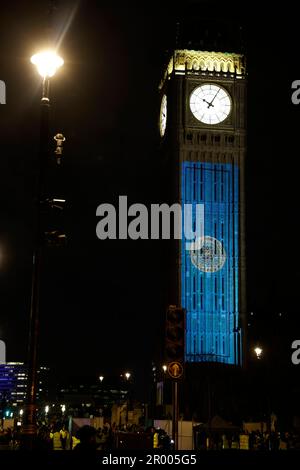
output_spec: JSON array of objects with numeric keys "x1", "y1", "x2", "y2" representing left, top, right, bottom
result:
[{"x1": 1, "y1": 1, "x2": 300, "y2": 396}]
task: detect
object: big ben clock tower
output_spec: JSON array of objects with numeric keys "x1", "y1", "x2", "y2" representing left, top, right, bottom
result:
[{"x1": 160, "y1": 49, "x2": 246, "y2": 367}]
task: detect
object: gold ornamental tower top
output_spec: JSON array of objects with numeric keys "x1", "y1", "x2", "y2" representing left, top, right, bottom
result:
[{"x1": 160, "y1": 49, "x2": 246, "y2": 89}]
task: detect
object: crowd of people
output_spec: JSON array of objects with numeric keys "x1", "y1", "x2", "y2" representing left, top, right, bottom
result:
[
  {"x1": 1, "y1": 422, "x2": 300, "y2": 451},
  {"x1": 0, "y1": 421, "x2": 172, "y2": 451},
  {"x1": 195, "y1": 429, "x2": 300, "y2": 450}
]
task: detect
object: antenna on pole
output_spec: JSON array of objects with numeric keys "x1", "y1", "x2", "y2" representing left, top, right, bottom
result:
[{"x1": 175, "y1": 21, "x2": 180, "y2": 49}]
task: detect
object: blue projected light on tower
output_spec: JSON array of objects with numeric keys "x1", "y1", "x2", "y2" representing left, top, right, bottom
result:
[{"x1": 181, "y1": 161, "x2": 240, "y2": 365}]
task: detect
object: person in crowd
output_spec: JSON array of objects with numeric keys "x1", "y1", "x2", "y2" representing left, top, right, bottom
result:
[
  {"x1": 73, "y1": 425, "x2": 98, "y2": 452},
  {"x1": 36, "y1": 425, "x2": 52, "y2": 451},
  {"x1": 60, "y1": 425, "x2": 68, "y2": 450},
  {"x1": 71, "y1": 433, "x2": 80, "y2": 450},
  {"x1": 52, "y1": 424, "x2": 63, "y2": 450}
]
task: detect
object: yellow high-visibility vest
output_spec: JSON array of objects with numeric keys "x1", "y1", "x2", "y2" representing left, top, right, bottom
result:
[
  {"x1": 239, "y1": 434, "x2": 249, "y2": 450},
  {"x1": 72, "y1": 436, "x2": 80, "y2": 450}
]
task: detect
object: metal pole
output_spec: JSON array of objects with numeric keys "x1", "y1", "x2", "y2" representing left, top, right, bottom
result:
[
  {"x1": 172, "y1": 380, "x2": 179, "y2": 450},
  {"x1": 22, "y1": 77, "x2": 50, "y2": 448}
]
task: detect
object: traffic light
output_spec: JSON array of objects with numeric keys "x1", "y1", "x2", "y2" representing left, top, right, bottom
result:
[{"x1": 165, "y1": 305, "x2": 185, "y2": 363}]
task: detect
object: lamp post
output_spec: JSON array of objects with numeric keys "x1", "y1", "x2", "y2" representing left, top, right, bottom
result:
[
  {"x1": 22, "y1": 50, "x2": 63, "y2": 446},
  {"x1": 123, "y1": 372, "x2": 131, "y2": 427},
  {"x1": 161, "y1": 365, "x2": 167, "y2": 413},
  {"x1": 253, "y1": 345, "x2": 271, "y2": 426}
]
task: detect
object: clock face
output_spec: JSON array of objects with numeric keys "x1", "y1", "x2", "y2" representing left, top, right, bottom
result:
[
  {"x1": 189, "y1": 84, "x2": 231, "y2": 125},
  {"x1": 190, "y1": 236, "x2": 226, "y2": 273},
  {"x1": 159, "y1": 94, "x2": 167, "y2": 137}
]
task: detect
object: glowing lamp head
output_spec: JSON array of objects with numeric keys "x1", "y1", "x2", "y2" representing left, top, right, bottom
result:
[
  {"x1": 254, "y1": 347, "x2": 263, "y2": 359},
  {"x1": 162, "y1": 365, "x2": 167, "y2": 373},
  {"x1": 125, "y1": 372, "x2": 131, "y2": 380},
  {"x1": 99, "y1": 375, "x2": 104, "y2": 382},
  {"x1": 31, "y1": 51, "x2": 64, "y2": 78}
]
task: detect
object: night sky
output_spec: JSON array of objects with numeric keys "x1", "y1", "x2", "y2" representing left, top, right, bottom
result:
[{"x1": 1, "y1": 1, "x2": 300, "y2": 397}]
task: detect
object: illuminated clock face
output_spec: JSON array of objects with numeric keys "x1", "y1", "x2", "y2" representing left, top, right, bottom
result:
[
  {"x1": 159, "y1": 94, "x2": 167, "y2": 137},
  {"x1": 190, "y1": 236, "x2": 226, "y2": 273},
  {"x1": 189, "y1": 84, "x2": 231, "y2": 125}
]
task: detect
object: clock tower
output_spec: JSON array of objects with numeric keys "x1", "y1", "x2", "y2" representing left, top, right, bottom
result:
[{"x1": 160, "y1": 50, "x2": 246, "y2": 367}]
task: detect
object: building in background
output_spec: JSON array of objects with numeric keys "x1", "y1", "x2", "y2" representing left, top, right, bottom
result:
[
  {"x1": 0, "y1": 362, "x2": 50, "y2": 410},
  {"x1": 58, "y1": 378, "x2": 129, "y2": 419}
]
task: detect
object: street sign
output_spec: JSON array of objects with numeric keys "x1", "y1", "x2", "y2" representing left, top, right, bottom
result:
[{"x1": 167, "y1": 361, "x2": 184, "y2": 379}]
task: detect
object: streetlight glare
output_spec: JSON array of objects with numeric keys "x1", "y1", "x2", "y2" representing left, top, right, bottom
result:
[
  {"x1": 125, "y1": 372, "x2": 131, "y2": 380},
  {"x1": 254, "y1": 346, "x2": 263, "y2": 359},
  {"x1": 31, "y1": 51, "x2": 64, "y2": 78},
  {"x1": 99, "y1": 375, "x2": 104, "y2": 382}
]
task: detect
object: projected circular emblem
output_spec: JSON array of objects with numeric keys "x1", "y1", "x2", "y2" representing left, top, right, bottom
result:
[{"x1": 190, "y1": 236, "x2": 226, "y2": 273}]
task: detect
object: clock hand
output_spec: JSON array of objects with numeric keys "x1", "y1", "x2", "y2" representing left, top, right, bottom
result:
[
  {"x1": 202, "y1": 98, "x2": 211, "y2": 107},
  {"x1": 207, "y1": 88, "x2": 221, "y2": 108}
]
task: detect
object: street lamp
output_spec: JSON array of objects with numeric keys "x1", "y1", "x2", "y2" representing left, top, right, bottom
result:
[
  {"x1": 99, "y1": 375, "x2": 104, "y2": 383},
  {"x1": 31, "y1": 50, "x2": 63, "y2": 103},
  {"x1": 254, "y1": 346, "x2": 263, "y2": 360},
  {"x1": 161, "y1": 365, "x2": 168, "y2": 410},
  {"x1": 123, "y1": 372, "x2": 131, "y2": 426},
  {"x1": 23, "y1": 50, "x2": 64, "y2": 447},
  {"x1": 31, "y1": 51, "x2": 64, "y2": 78}
]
